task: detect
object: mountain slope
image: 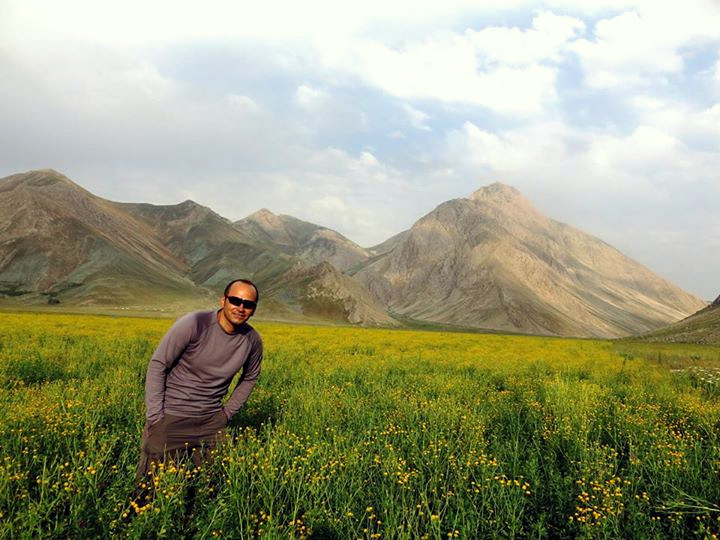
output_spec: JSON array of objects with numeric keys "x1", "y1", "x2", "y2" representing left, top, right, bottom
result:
[
  {"x1": 0, "y1": 170, "x2": 391, "y2": 324},
  {"x1": 120, "y1": 203, "x2": 393, "y2": 323},
  {"x1": 0, "y1": 169, "x2": 200, "y2": 304},
  {"x1": 352, "y1": 183, "x2": 705, "y2": 338},
  {"x1": 1, "y1": 170, "x2": 705, "y2": 336},
  {"x1": 117, "y1": 201, "x2": 294, "y2": 290},
  {"x1": 234, "y1": 209, "x2": 370, "y2": 271},
  {"x1": 633, "y1": 293, "x2": 720, "y2": 344},
  {"x1": 368, "y1": 230, "x2": 410, "y2": 257}
]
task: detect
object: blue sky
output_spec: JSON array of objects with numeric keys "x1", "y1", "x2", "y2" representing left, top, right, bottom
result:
[{"x1": 1, "y1": 0, "x2": 719, "y2": 299}]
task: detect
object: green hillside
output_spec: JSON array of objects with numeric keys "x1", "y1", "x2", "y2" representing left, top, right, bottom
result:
[{"x1": 634, "y1": 295, "x2": 720, "y2": 344}]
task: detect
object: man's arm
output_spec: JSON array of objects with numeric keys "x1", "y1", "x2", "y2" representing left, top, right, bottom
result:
[
  {"x1": 223, "y1": 336, "x2": 263, "y2": 420},
  {"x1": 145, "y1": 313, "x2": 198, "y2": 425}
]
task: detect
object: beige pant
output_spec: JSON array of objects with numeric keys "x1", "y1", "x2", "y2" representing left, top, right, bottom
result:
[{"x1": 136, "y1": 410, "x2": 228, "y2": 479}]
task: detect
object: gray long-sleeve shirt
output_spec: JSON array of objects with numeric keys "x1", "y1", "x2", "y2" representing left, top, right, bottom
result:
[{"x1": 145, "y1": 310, "x2": 263, "y2": 425}]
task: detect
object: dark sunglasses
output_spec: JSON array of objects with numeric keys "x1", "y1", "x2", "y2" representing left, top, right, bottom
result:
[{"x1": 225, "y1": 296, "x2": 257, "y2": 310}]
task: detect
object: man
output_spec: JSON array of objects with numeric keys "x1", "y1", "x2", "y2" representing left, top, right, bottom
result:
[{"x1": 136, "y1": 278, "x2": 263, "y2": 478}]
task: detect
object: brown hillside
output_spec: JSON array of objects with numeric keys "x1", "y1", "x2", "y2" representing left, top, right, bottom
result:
[
  {"x1": 0, "y1": 170, "x2": 198, "y2": 304},
  {"x1": 634, "y1": 292, "x2": 720, "y2": 344},
  {"x1": 353, "y1": 183, "x2": 705, "y2": 338},
  {"x1": 0, "y1": 170, "x2": 391, "y2": 324},
  {"x1": 234, "y1": 209, "x2": 370, "y2": 271}
]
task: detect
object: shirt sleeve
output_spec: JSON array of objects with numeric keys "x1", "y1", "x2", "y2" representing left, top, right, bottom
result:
[
  {"x1": 223, "y1": 333, "x2": 263, "y2": 419},
  {"x1": 145, "y1": 313, "x2": 198, "y2": 424}
]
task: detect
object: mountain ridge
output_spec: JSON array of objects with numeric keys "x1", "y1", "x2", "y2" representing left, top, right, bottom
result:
[
  {"x1": 0, "y1": 170, "x2": 391, "y2": 324},
  {"x1": 0, "y1": 169, "x2": 198, "y2": 304},
  {"x1": 0, "y1": 169, "x2": 706, "y2": 336},
  {"x1": 352, "y1": 183, "x2": 704, "y2": 337},
  {"x1": 234, "y1": 209, "x2": 370, "y2": 271}
]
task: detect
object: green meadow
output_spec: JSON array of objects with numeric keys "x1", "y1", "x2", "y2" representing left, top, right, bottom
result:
[{"x1": 1, "y1": 311, "x2": 720, "y2": 539}]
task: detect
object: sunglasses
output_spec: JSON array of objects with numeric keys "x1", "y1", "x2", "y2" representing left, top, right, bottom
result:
[{"x1": 225, "y1": 296, "x2": 257, "y2": 310}]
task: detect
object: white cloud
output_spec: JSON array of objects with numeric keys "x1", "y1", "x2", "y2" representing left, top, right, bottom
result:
[
  {"x1": 333, "y1": 38, "x2": 558, "y2": 115},
  {"x1": 449, "y1": 120, "x2": 569, "y2": 174},
  {"x1": 593, "y1": 126, "x2": 678, "y2": 167},
  {"x1": 0, "y1": 0, "x2": 545, "y2": 47},
  {"x1": 0, "y1": 39, "x2": 177, "y2": 118},
  {"x1": 306, "y1": 196, "x2": 387, "y2": 242},
  {"x1": 571, "y1": 3, "x2": 720, "y2": 89},
  {"x1": 121, "y1": 62, "x2": 174, "y2": 101},
  {"x1": 707, "y1": 104, "x2": 720, "y2": 118},
  {"x1": 312, "y1": 195, "x2": 347, "y2": 213},
  {"x1": 1, "y1": 0, "x2": 357, "y2": 45},
  {"x1": 572, "y1": 11, "x2": 681, "y2": 89},
  {"x1": 402, "y1": 104, "x2": 432, "y2": 131},
  {"x1": 359, "y1": 151, "x2": 380, "y2": 167},
  {"x1": 295, "y1": 84, "x2": 327, "y2": 109},
  {"x1": 628, "y1": 95, "x2": 666, "y2": 111},
  {"x1": 227, "y1": 94, "x2": 260, "y2": 112},
  {"x1": 322, "y1": 11, "x2": 582, "y2": 115},
  {"x1": 466, "y1": 11, "x2": 585, "y2": 66},
  {"x1": 630, "y1": 97, "x2": 720, "y2": 150}
]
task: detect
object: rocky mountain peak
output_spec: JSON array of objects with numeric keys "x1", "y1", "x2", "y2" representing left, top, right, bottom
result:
[
  {"x1": 248, "y1": 208, "x2": 276, "y2": 219},
  {"x1": 244, "y1": 208, "x2": 287, "y2": 230},
  {"x1": 25, "y1": 168, "x2": 69, "y2": 185},
  {"x1": 468, "y1": 182, "x2": 532, "y2": 207},
  {"x1": 2, "y1": 168, "x2": 86, "y2": 193},
  {"x1": 164, "y1": 199, "x2": 228, "y2": 225},
  {"x1": 468, "y1": 181, "x2": 520, "y2": 200},
  {"x1": 466, "y1": 182, "x2": 541, "y2": 222}
]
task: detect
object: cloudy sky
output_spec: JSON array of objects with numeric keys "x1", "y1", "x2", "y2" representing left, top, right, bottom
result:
[{"x1": 1, "y1": 0, "x2": 719, "y2": 299}]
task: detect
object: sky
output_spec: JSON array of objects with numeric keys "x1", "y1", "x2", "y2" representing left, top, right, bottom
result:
[{"x1": 1, "y1": 0, "x2": 719, "y2": 300}]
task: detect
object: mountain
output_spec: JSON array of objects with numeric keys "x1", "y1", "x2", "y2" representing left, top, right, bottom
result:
[
  {"x1": 0, "y1": 170, "x2": 391, "y2": 324},
  {"x1": 368, "y1": 230, "x2": 411, "y2": 257},
  {"x1": 117, "y1": 201, "x2": 294, "y2": 290},
  {"x1": 352, "y1": 183, "x2": 705, "y2": 338},
  {"x1": 0, "y1": 170, "x2": 706, "y2": 337},
  {"x1": 633, "y1": 293, "x2": 720, "y2": 344},
  {"x1": 234, "y1": 209, "x2": 370, "y2": 271},
  {"x1": 0, "y1": 169, "x2": 200, "y2": 305}
]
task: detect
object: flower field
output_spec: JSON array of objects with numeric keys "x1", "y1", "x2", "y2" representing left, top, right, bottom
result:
[{"x1": 1, "y1": 311, "x2": 720, "y2": 538}]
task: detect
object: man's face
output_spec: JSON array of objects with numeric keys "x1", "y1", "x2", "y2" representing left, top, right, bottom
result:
[{"x1": 219, "y1": 282, "x2": 258, "y2": 329}]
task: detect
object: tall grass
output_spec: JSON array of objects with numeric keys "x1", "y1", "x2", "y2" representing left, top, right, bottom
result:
[{"x1": 1, "y1": 311, "x2": 719, "y2": 538}]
